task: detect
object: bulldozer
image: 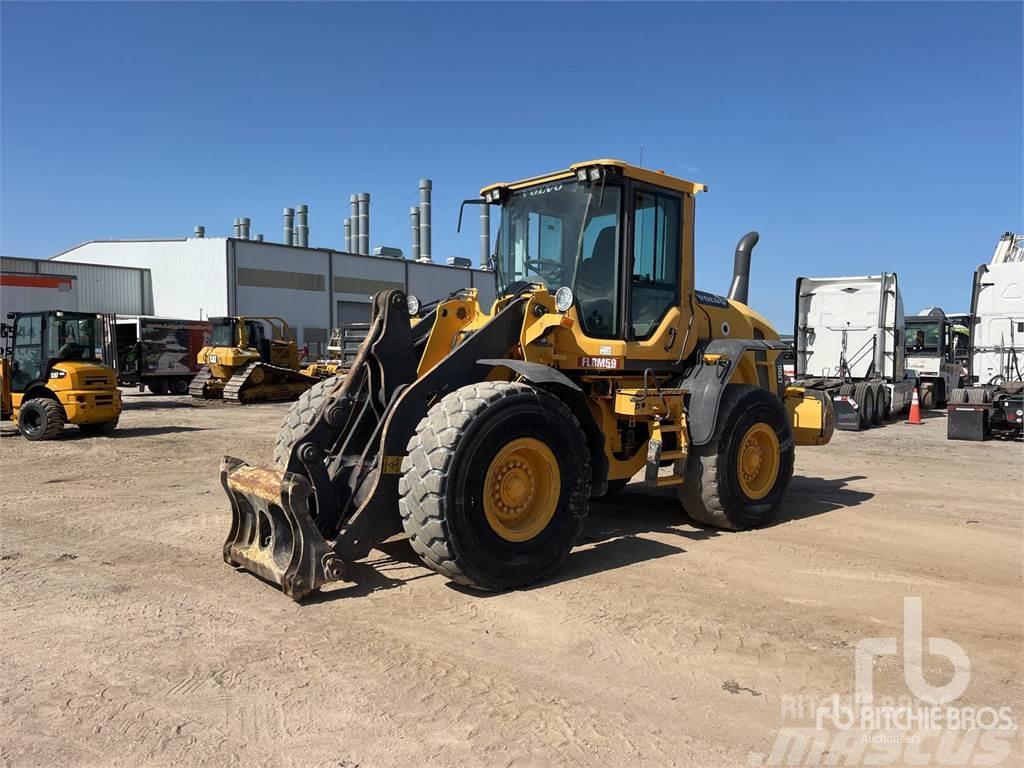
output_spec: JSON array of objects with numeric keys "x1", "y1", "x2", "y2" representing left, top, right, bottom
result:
[
  {"x1": 190, "y1": 316, "x2": 321, "y2": 403},
  {"x1": 1, "y1": 310, "x2": 121, "y2": 440},
  {"x1": 220, "y1": 159, "x2": 834, "y2": 600}
]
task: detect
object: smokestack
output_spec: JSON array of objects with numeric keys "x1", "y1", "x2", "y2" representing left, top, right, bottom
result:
[
  {"x1": 233, "y1": 218, "x2": 241, "y2": 238},
  {"x1": 410, "y1": 206, "x2": 421, "y2": 261},
  {"x1": 419, "y1": 178, "x2": 432, "y2": 262},
  {"x1": 357, "y1": 193, "x2": 370, "y2": 255},
  {"x1": 240, "y1": 217, "x2": 251, "y2": 240},
  {"x1": 283, "y1": 208, "x2": 295, "y2": 246},
  {"x1": 255, "y1": 234, "x2": 264, "y2": 242},
  {"x1": 344, "y1": 219, "x2": 352, "y2": 252},
  {"x1": 727, "y1": 231, "x2": 759, "y2": 305},
  {"x1": 194, "y1": 225, "x2": 205, "y2": 238},
  {"x1": 296, "y1": 204, "x2": 309, "y2": 248},
  {"x1": 480, "y1": 204, "x2": 490, "y2": 267},
  {"x1": 349, "y1": 195, "x2": 359, "y2": 253}
]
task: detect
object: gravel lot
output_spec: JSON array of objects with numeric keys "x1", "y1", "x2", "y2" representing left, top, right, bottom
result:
[{"x1": 2, "y1": 390, "x2": 1021, "y2": 767}]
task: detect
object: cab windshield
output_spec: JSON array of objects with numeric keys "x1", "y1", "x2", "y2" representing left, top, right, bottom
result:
[
  {"x1": 495, "y1": 179, "x2": 622, "y2": 336},
  {"x1": 906, "y1": 322, "x2": 941, "y2": 355},
  {"x1": 211, "y1": 320, "x2": 236, "y2": 347},
  {"x1": 48, "y1": 315, "x2": 100, "y2": 362}
]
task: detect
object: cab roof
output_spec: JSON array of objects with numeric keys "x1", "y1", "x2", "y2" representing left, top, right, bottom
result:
[{"x1": 480, "y1": 158, "x2": 707, "y2": 197}]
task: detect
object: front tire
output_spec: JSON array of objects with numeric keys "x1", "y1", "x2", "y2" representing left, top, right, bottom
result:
[
  {"x1": 679, "y1": 385, "x2": 795, "y2": 530},
  {"x1": 18, "y1": 398, "x2": 66, "y2": 441},
  {"x1": 171, "y1": 378, "x2": 190, "y2": 396},
  {"x1": 273, "y1": 375, "x2": 341, "y2": 469},
  {"x1": 399, "y1": 382, "x2": 591, "y2": 591}
]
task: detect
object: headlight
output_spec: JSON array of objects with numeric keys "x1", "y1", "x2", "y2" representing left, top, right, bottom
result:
[
  {"x1": 576, "y1": 168, "x2": 588, "y2": 181},
  {"x1": 554, "y1": 286, "x2": 574, "y2": 313},
  {"x1": 588, "y1": 168, "x2": 601, "y2": 181},
  {"x1": 407, "y1": 294, "x2": 421, "y2": 316}
]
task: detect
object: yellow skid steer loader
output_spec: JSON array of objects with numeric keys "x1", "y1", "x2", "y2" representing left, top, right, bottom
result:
[{"x1": 220, "y1": 160, "x2": 833, "y2": 600}]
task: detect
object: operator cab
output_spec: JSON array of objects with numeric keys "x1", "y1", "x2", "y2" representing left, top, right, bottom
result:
[
  {"x1": 210, "y1": 317, "x2": 272, "y2": 362},
  {"x1": 7, "y1": 311, "x2": 104, "y2": 391},
  {"x1": 484, "y1": 159, "x2": 706, "y2": 342}
]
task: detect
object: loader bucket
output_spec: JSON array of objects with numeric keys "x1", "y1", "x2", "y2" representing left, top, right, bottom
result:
[{"x1": 221, "y1": 456, "x2": 345, "y2": 600}]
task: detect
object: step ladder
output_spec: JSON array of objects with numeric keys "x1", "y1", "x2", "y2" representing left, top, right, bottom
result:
[{"x1": 644, "y1": 418, "x2": 688, "y2": 489}]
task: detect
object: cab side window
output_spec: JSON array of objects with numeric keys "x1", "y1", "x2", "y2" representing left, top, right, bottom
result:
[
  {"x1": 630, "y1": 191, "x2": 681, "y2": 339},
  {"x1": 12, "y1": 315, "x2": 43, "y2": 391}
]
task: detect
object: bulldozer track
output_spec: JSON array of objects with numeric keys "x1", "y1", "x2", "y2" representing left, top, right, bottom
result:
[
  {"x1": 188, "y1": 366, "x2": 213, "y2": 399},
  {"x1": 223, "y1": 361, "x2": 318, "y2": 404}
]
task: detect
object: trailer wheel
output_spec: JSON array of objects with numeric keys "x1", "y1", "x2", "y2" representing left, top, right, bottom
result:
[
  {"x1": 678, "y1": 385, "x2": 795, "y2": 531},
  {"x1": 399, "y1": 382, "x2": 591, "y2": 591},
  {"x1": 148, "y1": 379, "x2": 168, "y2": 395},
  {"x1": 853, "y1": 383, "x2": 875, "y2": 429},
  {"x1": 79, "y1": 417, "x2": 119, "y2": 436},
  {"x1": 839, "y1": 383, "x2": 855, "y2": 398},
  {"x1": 18, "y1": 398, "x2": 66, "y2": 441},
  {"x1": 966, "y1": 387, "x2": 991, "y2": 405},
  {"x1": 273, "y1": 375, "x2": 341, "y2": 469},
  {"x1": 949, "y1": 388, "x2": 969, "y2": 405},
  {"x1": 171, "y1": 378, "x2": 190, "y2": 396},
  {"x1": 920, "y1": 385, "x2": 937, "y2": 410}
]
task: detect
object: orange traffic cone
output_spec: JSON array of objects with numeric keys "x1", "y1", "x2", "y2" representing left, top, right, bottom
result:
[{"x1": 906, "y1": 386, "x2": 923, "y2": 425}]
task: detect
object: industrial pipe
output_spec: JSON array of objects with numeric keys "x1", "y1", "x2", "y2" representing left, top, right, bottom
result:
[
  {"x1": 297, "y1": 204, "x2": 309, "y2": 248},
  {"x1": 283, "y1": 208, "x2": 295, "y2": 246},
  {"x1": 419, "y1": 179, "x2": 432, "y2": 262},
  {"x1": 233, "y1": 218, "x2": 241, "y2": 238},
  {"x1": 344, "y1": 219, "x2": 352, "y2": 252},
  {"x1": 194, "y1": 225, "x2": 205, "y2": 238},
  {"x1": 410, "y1": 206, "x2": 421, "y2": 261},
  {"x1": 727, "y1": 231, "x2": 759, "y2": 305},
  {"x1": 240, "y1": 217, "x2": 251, "y2": 240},
  {"x1": 350, "y1": 195, "x2": 359, "y2": 253},
  {"x1": 357, "y1": 193, "x2": 370, "y2": 255}
]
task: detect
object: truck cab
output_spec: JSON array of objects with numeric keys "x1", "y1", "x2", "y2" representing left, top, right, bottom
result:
[
  {"x1": 1, "y1": 310, "x2": 121, "y2": 440},
  {"x1": 904, "y1": 307, "x2": 965, "y2": 407}
]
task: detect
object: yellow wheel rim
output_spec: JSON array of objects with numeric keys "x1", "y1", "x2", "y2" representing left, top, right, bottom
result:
[
  {"x1": 737, "y1": 423, "x2": 780, "y2": 500},
  {"x1": 483, "y1": 437, "x2": 561, "y2": 542}
]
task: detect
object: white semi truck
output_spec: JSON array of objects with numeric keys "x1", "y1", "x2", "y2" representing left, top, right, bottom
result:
[
  {"x1": 904, "y1": 307, "x2": 966, "y2": 408},
  {"x1": 947, "y1": 232, "x2": 1024, "y2": 440},
  {"x1": 791, "y1": 273, "x2": 917, "y2": 430}
]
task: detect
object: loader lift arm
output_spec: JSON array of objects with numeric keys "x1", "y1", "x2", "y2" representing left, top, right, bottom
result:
[{"x1": 222, "y1": 289, "x2": 527, "y2": 599}]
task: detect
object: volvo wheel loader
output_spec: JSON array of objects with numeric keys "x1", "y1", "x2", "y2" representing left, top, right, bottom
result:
[
  {"x1": 190, "y1": 316, "x2": 321, "y2": 403},
  {"x1": 220, "y1": 159, "x2": 834, "y2": 600},
  {"x1": 1, "y1": 310, "x2": 121, "y2": 440}
]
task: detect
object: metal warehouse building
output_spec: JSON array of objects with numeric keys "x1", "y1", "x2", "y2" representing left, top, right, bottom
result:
[
  {"x1": 1, "y1": 256, "x2": 154, "y2": 315},
  {"x1": 50, "y1": 237, "x2": 495, "y2": 354}
]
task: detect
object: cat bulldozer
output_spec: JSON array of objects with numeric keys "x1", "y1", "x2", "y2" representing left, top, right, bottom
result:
[
  {"x1": 220, "y1": 159, "x2": 834, "y2": 600},
  {"x1": 190, "y1": 316, "x2": 321, "y2": 403},
  {"x1": 1, "y1": 310, "x2": 121, "y2": 440}
]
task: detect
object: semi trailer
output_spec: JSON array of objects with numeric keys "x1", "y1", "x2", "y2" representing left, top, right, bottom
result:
[
  {"x1": 791, "y1": 273, "x2": 917, "y2": 430},
  {"x1": 113, "y1": 316, "x2": 212, "y2": 395},
  {"x1": 947, "y1": 232, "x2": 1023, "y2": 440}
]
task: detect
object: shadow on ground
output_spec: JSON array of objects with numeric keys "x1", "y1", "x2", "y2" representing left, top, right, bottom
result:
[{"x1": 301, "y1": 473, "x2": 874, "y2": 604}]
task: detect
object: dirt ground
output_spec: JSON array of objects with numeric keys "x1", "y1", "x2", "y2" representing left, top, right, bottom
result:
[{"x1": 1, "y1": 390, "x2": 1021, "y2": 767}]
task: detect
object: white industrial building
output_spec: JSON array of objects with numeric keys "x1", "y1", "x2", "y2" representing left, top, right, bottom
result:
[{"x1": 49, "y1": 237, "x2": 495, "y2": 355}]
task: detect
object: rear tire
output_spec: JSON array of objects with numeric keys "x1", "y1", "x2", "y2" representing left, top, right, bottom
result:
[
  {"x1": 949, "y1": 387, "x2": 969, "y2": 405},
  {"x1": 273, "y1": 375, "x2": 341, "y2": 469},
  {"x1": 853, "y1": 383, "x2": 875, "y2": 429},
  {"x1": 79, "y1": 417, "x2": 119, "y2": 436},
  {"x1": 148, "y1": 380, "x2": 168, "y2": 395},
  {"x1": 171, "y1": 378, "x2": 190, "y2": 396},
  {"x1": 399, "y1": 382, "x2": 591, "y2": 591},
  {"x1": 870, "y1": 384, "x2": 885, "y2": 425},
  {"x1": 966, "y1": 387, "x2": 991, "y2": 405},
  {"x1": 18, "y1": 398, "x2": 66, "y2": 441},
  {"x1": 678, "y1": 385, "x2": 795, "y2": 530}
]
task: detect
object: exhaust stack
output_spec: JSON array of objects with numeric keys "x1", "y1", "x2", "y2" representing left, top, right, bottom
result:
[
  {"x1": 344, "y1": 219, "x2": 352, "y2": 252},
  {"x1": 357, "y1": 193, "x2": 370, "y2": 255},
  {"x1": 296, "y1": 204, "x2": 309, "y2": 248},
  {"x1": 410, "y1": 206, "x2": 421, "y2": 261},
  {"x1": 480, "y1": 204, "x2": 491, "y2": 266},
  {"x1": 240, "y1": 217, "x2": 251, "y2": 240},
  {"x1": 194, "y1": 225, "x2": 205, "y2": 238},
  {"x1": 283, "y1": 208, "x2": 295, "y2": 246},
  {"x1": 419, "y1": 178, "x2": 432, "y2": 262},
  {"x1": 727, "y1": 231, "x2": 759, "y2": 305}
]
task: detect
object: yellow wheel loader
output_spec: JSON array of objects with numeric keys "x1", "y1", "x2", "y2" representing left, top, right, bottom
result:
[
  {"x1": 191, "y1": 316, "x2": 321, "y2": 404},
  {"x1": 220, "y1": 159, "x2": 834, "y2": 600},
  {"x1": 1, "y1": 310, "x2": 121, "y2": 440}
]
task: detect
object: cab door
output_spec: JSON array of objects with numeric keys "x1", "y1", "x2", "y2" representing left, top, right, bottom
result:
[
  {"x1": 11, "y1": 314, "x2": 44, "y2": 393},
  {"x1": 624, "y1": 185, "x2": 685, "y2": 360}
]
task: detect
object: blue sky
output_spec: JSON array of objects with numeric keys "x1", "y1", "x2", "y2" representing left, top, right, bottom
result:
[{"x1": 1, "y1": 1, "x2": 1020, "y2": 328}]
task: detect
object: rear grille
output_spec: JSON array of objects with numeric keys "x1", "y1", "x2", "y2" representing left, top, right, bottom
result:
[
  {"x1": 94, "y1": 395, "x2": 114, "y2": 406},
  {"x1": 85, "y1": 377, "x2": 113, "y2": 387}
]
